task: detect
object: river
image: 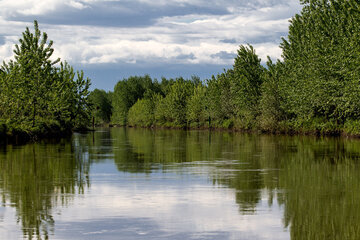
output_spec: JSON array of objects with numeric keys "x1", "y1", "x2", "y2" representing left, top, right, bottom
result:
[{"x1": 0, "y1": 127, "x2": 359, "y2": 239}]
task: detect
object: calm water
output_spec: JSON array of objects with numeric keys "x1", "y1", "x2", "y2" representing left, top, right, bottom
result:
[{"x1": 1, "y1": 128, "x2": 360, "y2": 240}]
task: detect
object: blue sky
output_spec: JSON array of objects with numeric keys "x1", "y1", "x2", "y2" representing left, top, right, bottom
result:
[{"x1": 0, "y1": 0, "x2": 302, "y2": 90}]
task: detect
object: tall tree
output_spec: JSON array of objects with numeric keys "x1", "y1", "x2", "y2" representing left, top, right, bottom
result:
[
  {"x1": 0, "y1": 20, "x2": 91, "y2": 134},
  {"x1": 280, "y1": 0, "x2": 360, "y2": 127},
  {"x1": 231, "y1": 45, "x2": 264, "y2": 128}
]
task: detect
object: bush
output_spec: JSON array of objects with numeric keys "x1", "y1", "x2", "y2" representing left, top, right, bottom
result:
[
  {"x1": 128, "y1": 98, "x2": 155, "y2": 127},
  {"x1": 344, "y1": 120, "x2": 360, "y2": 136}
]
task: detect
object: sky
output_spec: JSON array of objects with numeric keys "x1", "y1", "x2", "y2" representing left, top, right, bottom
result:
[{"x1": 0, "y1": 0, "x2": 302, "y2": 90}]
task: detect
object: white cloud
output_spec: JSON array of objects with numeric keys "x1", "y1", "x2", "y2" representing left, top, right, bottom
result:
[
  {"x1": 42, "y1": 6, "x2": 295, "y2": 66},
  {"x1": 0, "y1": 0, "x2": 302, "y2": 72},
  {"x1": 0, "y1": 0, "x2": 90, "y2": 16},
  {"x1": 0, "y1": 42, "x2": 14, "y2": 62},
  {"x1": 67, "y1": 0, "x2": 89, "y2": 10},
  {"x1": 253, "y1": 43, "x2": 283, "y2": 62}
]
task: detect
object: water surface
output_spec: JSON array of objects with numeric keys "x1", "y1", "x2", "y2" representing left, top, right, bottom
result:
[{"x1": 1, "y1": 128, "x2": 360, "y2": 239}]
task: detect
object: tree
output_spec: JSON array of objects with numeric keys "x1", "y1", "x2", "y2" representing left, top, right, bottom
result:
[
  {"x1": 280, "y1": 0, "x2": 360, "y2": 129},
  {"x1": 154, "y1": 78, "x2": 194, "y2": 127},
  {"x1": 128, "y1": 98, "x2": 155, "y2": 127},
  {"x1": 186, "y1": 84, "x2": 207, "y2": 127},
  {"x1": 0, "y1": 20, "x2": 91, "y2": 135},
  {"x1": 89, "y1": 89, "x2": 112, "y2": 124},
  {"x1": 111, "y1": 75, "x2": 156, "y2": 125},
  {"x1": 231, "y1": 45, "x2": 264, "y2": 128},
  {"x1": 259, "y1": 58, "x2": 285, "y2": 131},
  {"x1": 206, "y1": 70, "x2": 235, "y2": 127}
]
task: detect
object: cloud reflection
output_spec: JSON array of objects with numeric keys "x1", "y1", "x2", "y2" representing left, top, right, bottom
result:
[{"x1": 55, "y1": 168, "x2": 289, "y2": 240}]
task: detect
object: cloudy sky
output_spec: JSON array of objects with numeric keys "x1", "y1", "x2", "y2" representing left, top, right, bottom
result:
[{"x1": 0, "y1": 0, "x2": 302, "y2": 90}]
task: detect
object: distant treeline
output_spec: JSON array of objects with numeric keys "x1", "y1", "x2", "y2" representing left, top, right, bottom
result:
[
  {"x1": 90, "y1": 0, "x2": 360, "y2": 136},
  {"x1": 0, "y1": 21, "x2": 91, "y2": 139}
]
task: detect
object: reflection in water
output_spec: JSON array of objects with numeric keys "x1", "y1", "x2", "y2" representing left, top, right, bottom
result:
[
  {"x1": 112, "y1": 129, "x2": 277, "y2": 214},
  {"x1": 110, "y1": 128, "x2": 360, "y2": 239},
  {"x1": 278, "y1": 139, "x2": 360, "y2": 240},
  {"x1": 0, "y1": 138, "x2": 90, "y2": 239},
  {"x1": 1, "y1": 128, "x2": 360, "y2": 239}
]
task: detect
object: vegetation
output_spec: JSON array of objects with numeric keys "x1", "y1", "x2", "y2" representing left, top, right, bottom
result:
[
  {"x1": 88, "y1": 89, "x2": 112, "y2": 124},
  {"x1": 0, "y1": 21, "x2": 91, "y2": 139},
  {"x1": 3, "y1": 0, "x2": 360, "y2": 139},
  {"x1": 98, "y1": 0, "x2": 360, "y2": 136},
  {"x1": 111, "y1": 75, "x2": 160, "y2": 125}
]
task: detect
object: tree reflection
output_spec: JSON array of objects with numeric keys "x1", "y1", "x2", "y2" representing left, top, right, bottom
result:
[
  {"x1": 111, "y1": 128, "x2": 267, "y2": 213},
  {"x1": 110, "y1": 127, "x2": 360, "y2": 239},
  {"x1": 0, "y1": 138, "x2": 90, "y2": 239},
  {"x1": 276, "y1": 137, "x2": 360, "y2": 240},
  {"x1": 3, "y1": 127, "x2": 360, "y2": 239}
]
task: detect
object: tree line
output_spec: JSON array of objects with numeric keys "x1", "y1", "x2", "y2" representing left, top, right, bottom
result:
[
  {"x1": 2, "y1": 0, "x2": 360, "y2": 138},
  {"x1": 91, "y1": 0, "x2": 360, "y2": 135}
]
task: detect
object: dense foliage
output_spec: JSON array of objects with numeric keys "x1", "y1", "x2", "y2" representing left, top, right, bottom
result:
[
  {"x1": 111, "y1": 75, "x2": 161, "y2": 125},
  {"x1": 102, "y1": 0, "x2": 360, "y2": 136},
  {"x1": 88, "y1": 89, "x2": 112, "y2": 124},
  {"x1": 279, "y1": 0, "x2": 360, "y2": 133},
  {"x1": 0, "y1": 21, "x2": 91, "y2": 137}
]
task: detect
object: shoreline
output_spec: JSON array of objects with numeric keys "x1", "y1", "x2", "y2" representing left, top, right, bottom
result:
[
  {"x1": 0, "y1": 127, "x2": 90, "y2": 145},
  {"x1": 2, "y1": 123, "x2": 359, "y2": 146},
  {"x1": 107, "y1": 123, "x2": 360, "y2": 139}
]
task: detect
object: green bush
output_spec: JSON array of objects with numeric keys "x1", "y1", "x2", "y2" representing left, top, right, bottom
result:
[
  {"x1": 128, "y1": 98, "x2": 154, "y2": 127},
  {"x1": 344, "y1": 120, "x2": 360, "y2": 136},
  {"x1": 186, "y1": 85, "x2": 207, "y2": 127},
  {"x1": 222, "y1": 119, "x2": 234, "y2": 129}
]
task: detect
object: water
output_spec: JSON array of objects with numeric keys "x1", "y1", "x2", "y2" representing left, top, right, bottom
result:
[{"x1": 1, "y1": 128, "x2": 360, "y2": 240}]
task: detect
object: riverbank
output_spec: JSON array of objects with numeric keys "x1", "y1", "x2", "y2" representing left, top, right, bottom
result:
[
  {"x1": 113, "y1": 121, "x2": 360, "y2": 139},
  {"x1": 0, "y1": 121, "x2": 93, "y2": 145},
  {"x1": 0, "y1": 128, "x2": 71, "y2": 145},
  {"x1": 3, "y1": 117, "x2": 360, "y2": 146}
]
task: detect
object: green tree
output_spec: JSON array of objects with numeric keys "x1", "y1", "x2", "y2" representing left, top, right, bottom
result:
[
  {"x1": 89, "y1": 89, "x2": 112, "y2": 124},
  {"x1": 111, "y1": 75, "x2": 156, "y2": 125},
  {"x1": 0, "y1": 20, "x2": 60, "y2": 128},
  {"x1": 259, "y1": 58, "x2": 285, "y2": 131},
  {"x1": 154, "y1": 78, "x2": 194, "y2": 127},
  {"x1": 206, "y1": 70, "x2": 235, "y2": 127},
  {"x1": 280, "y1": 0, "x2": 360, "y2": 132},
  {"x1": 231, "y1": 45, "x2": 264, "y2": 128},
  {"x1": 186, "y1": 84, "x2": 207, "y2": 127},
  {"x1": 128, "y1": 98, "x2": 155, "y2": 127},
  {"x1": 0, "y1": 20, "x2": 91, "y2": 135}
]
